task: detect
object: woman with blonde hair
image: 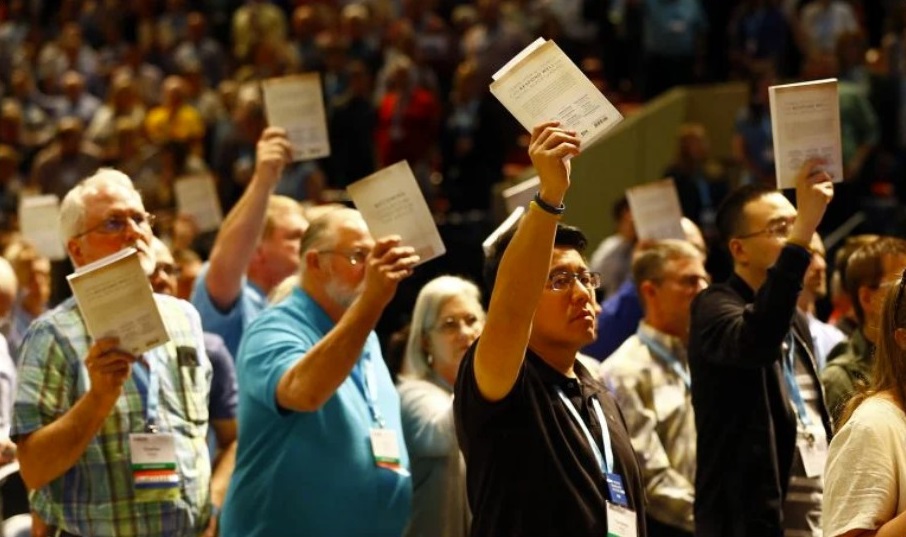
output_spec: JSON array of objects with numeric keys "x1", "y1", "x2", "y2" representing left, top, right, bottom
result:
[
  {"x1": 823, "y1": 269, "x2": 906, "y2": 537},
  {"x1": 398, "y1": 275, "x2": 485, "y2": 537}
]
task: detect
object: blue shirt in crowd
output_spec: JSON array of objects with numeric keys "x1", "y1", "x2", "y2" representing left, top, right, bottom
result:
[{"x1": 190, "y1": 263, "x2": 266, "y2": 357}]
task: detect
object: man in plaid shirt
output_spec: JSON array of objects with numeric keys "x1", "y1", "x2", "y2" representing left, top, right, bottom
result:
[{"x1": 12, "y1": 169, "x2": 218, "y2": 537}]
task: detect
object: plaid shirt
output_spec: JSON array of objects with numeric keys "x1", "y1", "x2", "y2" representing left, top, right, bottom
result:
[
  {"x1": 13, "y1": 294, "x2": 213, "y2": 537},
  {"x1": 599, "y1": 322, "x2": 696, "y2": 534}
]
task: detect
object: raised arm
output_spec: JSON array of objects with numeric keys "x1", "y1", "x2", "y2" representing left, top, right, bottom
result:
[
  {"x1": 17, "y1": 339, "x2": 133, "y2": 490},
  {"x1": 204, "y1": 127, "x2": 291, "y2": 310},
  {"x1": 473, "y1": 122, "x2": 580, "y2": 402},
  {"x1": 276, "y1": 237, "x2": 420, "y2": 412}
]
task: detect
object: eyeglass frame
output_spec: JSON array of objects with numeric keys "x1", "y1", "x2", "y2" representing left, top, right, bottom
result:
[
  {"x1": 317, "y1": 248, "x2": 371, "y2": 266},
  {"x1": 734, "y1": 216, "x2": 796, "y2": 240},
  {"x1": 546, "y1": 270, "x2": 602, "y2": 292},
  {"x1": 72, "y1": 211, "x2": 156, "y2": 239}
]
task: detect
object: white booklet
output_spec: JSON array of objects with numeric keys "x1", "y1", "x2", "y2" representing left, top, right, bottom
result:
[
  {"x1": 482, "y1": 206, "x2": 524, "y2": 257},
  {"x1": 175, "y1": 174, "x2": 223, "y2": 233},
  {"x1": 769, "y1": 78, "x2": 843, "y2": 189},
  {"x1": 490, "y1": 38, "x2": 623, "y2": 151},
  {"x1": 626, "y1": 179, "x2": 685, "y2": 241},
  {"x1": 502, "y1": 176, "x2": 540, "y2": 214},
  {"x1": 347, "y1": 161, "x2": 446, "y2": 264},
  {"x1": 18, "y1": 194, "x2": 66, "y2": 260},
  {"x1": 262, "y1": 73, "x2": 331, "y2": 161},
  {"x1": 67, "y1": 248, "x2": 169, "y2": 356}
]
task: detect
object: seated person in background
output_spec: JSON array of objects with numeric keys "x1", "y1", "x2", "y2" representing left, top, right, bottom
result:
[
  {"x1": 398, "y1": 275, "x2": 485, "y2": 537},
  {"x1": 455, "y1": 122, "x2": 648, "y2": 536},
  {"x1": 601, "y1": 240, "x2": 709, "y2": 537},
  {"x1": 827, "y1": 234, "x2": 879, "y2": 336},
  {"x1": 2, "y1": 239, "x2": 50, "y2": 362},
  {"x1": 822, "y1": 270, "x2": 906, "y2": 537},
  {"x1": 822, "y1": 237, "x2": 906, "y2": 423}
]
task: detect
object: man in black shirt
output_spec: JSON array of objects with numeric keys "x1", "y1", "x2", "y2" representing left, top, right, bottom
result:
[
  {"x1": 689, "y1": 160, "x2": 834, "y2": 537},
  {"x1": 453, "y1": 122, "x2": 647, "y2": 537}
]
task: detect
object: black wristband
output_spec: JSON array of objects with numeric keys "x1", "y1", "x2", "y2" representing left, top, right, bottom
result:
[{"x1": 533, "y1": 191, "x2": 566, "y2": 215}]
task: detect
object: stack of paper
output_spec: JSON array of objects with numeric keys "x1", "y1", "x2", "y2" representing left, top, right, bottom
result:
[
  {"x1": 768, "y1": 78, "x2": 843, "y2": 189},
  {"x1": 347, "y1": 161, "x2": 446, "y2": 264},
  {"x1": 490, "y1": 38, "x2": 623, "y2": 151},
  {"x1": 67, "y1": 248, "x2": 169, "y2": 355}
]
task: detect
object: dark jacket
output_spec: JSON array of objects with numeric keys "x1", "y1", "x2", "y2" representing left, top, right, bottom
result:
[{"x1": 688, "y1": 245, "x2": 833, "y2": 537}]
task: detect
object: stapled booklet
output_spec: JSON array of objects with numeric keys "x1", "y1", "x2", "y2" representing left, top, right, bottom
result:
[{"x1": 67, "y1": 247, "x2": 169, "y2": 356}]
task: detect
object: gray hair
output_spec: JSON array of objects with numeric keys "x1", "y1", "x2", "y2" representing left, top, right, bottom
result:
[
  {"x1": 59, "y1": 168, "x2": 140, "y2": 242},
  {"x1": 402, "y1": 275, "x2": 484, "y2": 380},
  {"x1": 299, "y1": 207, "x2": 361, "y2": 255},
  {"x1": 631, "y1": 239, "x2": 704, "y2": 290}
]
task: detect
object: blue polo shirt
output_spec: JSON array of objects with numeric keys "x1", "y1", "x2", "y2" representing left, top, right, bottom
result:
[
  {"x1": 220, "y1": 287, "x2": 411, "y2": 537},
  {"x1": 190, "y1": 263, "x2": 266, "y2": 357}
]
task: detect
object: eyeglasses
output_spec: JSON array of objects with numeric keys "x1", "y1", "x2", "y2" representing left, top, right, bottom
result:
[
  {"x1": 318, "y1": 249, "x2": 370, "y2": 266},
  {"x1": 547, "y1": 270, "x2": 602, "y2": 292},
  {"x1": 73, "y1": 212, "x2": 155, "y2": 238},
  {"x1": 432, "y1": 314, "x2": 483, "y2": 334},
  {"x1": 736, "y1": 217, "x2": 796, "y2": 240}
]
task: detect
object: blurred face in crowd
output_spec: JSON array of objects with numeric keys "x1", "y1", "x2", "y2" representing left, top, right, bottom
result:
[
  {"x1": 314, "y1": 212, "x2": 374, "y2": 309},
  {"x1": 730, "y1": 192, "x2": 797, "y2": 281},
  {"x1": 149, "y1": 238, "x2": 177, "y2": 296},
  {"x1": 641, "y1": 255, "x2": 709, "y2": 338},
  {"x1": 532, "y1": 248, "x2": 598, "y2": 350},
  {"x1": 175, "y1": 255, "x2": 201, "y2": 301},
  {"x1": 862, "y1": 254, "x2": 906, "y2": 341},
  {"x1": 25, "y1": 257, "x2": 51, "y2": 309},
  {"x1": 258, "y1": 207, "x2": 308, "y2": 288},
  {"x1": 67, "y1": 183, "x2": 155, "y2": 274},
  {"x1": 803, "y1": 233, "x2": 828, "y2": 299},
  {"x1": 424, "y1": 295, "x2": 485, "y2": 386}
]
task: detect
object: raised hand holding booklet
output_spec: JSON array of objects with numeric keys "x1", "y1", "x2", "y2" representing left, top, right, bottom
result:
[{"x1": 67, "y1": 248, "x2": 169, "y2": 355}]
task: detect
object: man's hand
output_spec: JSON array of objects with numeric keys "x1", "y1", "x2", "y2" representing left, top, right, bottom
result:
[
  {"x1": 528, "y1": 122, "x2": 581, "y2": 207},
  {"x1": 84, "y1": 338, "x2": 135, "y2": 405},
  {"x1": 359, "y1": 236, "x2": 420, "y2": 309},
  {"x1": 789, "y1": 159, "x2": 834, "y2": 248},
  {"x1": 201, "y1": 511, "x2": 219, "y2": 537},
  {"x1": 0, "y1": 438, "x2": 16, "y2": 464},
  {"x1": 252, "y1": 127, "x2": 293, "y2": 191}
]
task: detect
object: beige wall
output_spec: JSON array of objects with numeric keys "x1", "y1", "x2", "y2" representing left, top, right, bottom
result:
[{"x1": 543, "y1": 82, "x2": 748, "y2": 249}]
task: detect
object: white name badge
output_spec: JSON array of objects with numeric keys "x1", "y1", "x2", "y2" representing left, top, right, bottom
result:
[
  {"x1": 606, "y1": 502, "x2": 638, "y2": 537},
  {"x1": 798, "y1": 429, "x2": 828, "y2": 478},
  {"x1": 129, "y1": 433, "x2": 180, "y2": 502},
  {"x1": 370, "y1": 428, "x2": 401, "y2": 469}
]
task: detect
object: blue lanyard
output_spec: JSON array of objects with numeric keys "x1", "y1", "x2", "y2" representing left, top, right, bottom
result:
[
  {"x1": 131, "y1": 356, "x2": 162, "y2": 433},
  {"x1": 783, "y1": 333, "x2": 813, "y2": 428},
  {"x1": 637, "y1": 330, "x2": 691, "y2": 389},
  {"x1": 350, "y1": 351, "x2": 386, "y2": 428},
  {"x1": 555, "y1": 387, "x2": 614, "y2": 474}
]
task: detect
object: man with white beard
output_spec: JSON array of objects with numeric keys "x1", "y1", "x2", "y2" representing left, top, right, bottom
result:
[{"x1": 220, "y1": 208, "x2": 420, "y2": 537}]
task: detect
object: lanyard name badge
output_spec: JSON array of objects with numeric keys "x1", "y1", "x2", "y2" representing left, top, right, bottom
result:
[
  {"x1": 783, "y1": 334, "x2": 827, "y2": 478},
  {"x1": 351, "y1": 353, "x2": 401, "y2": 470},
  {"x1": 129, "y1": 357, "x2": 180, "y2": 502},
  {"x1": 555, "y1": 388, "x2": 637, "y2": 537},
  {"x1": 637, "y1": 330, "x2": 691, "y2": 389}
]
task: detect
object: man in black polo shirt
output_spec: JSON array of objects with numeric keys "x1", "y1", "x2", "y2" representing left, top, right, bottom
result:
[
  {"x1": 689, "y1": 160, "x2": 834, "y2": 537},
  {"x1": 453, "y1": 122, "x2": 647, "y2": 537}
]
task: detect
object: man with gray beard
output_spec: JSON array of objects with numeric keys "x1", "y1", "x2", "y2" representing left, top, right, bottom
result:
[{"x1": 220, "y1": 208, "x2": 420, "y2": 537}]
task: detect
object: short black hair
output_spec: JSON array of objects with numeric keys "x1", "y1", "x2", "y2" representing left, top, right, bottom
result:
[
  {"x1": 483, "y1": 220, "x2": 588, "y2": 298},
  {"x1": 715, "y1": 183, "x2": 776, "y2": 246}
]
